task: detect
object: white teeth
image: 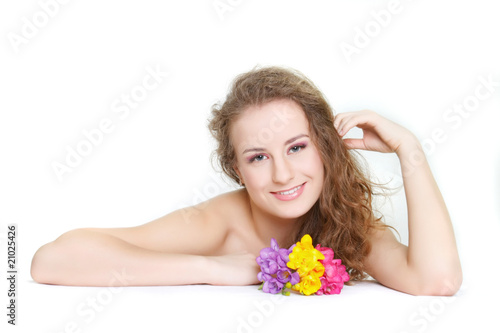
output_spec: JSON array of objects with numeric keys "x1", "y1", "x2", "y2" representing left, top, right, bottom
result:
[{"x1": 277, "y1": 184, "x2": 302, "y2": 195}]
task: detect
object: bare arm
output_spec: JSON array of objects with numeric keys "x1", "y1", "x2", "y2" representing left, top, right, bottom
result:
[
  {"x1": 31, "y1": 196, "x2": 260, "y2": 286},
  {"x1": 335, "y1": 110, "x2": 462, "y2": 295},
  {"x1": 31, "y1": 228, "x2": 212, "y2": 286}
]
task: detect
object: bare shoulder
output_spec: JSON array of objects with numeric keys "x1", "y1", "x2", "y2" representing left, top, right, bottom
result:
[
  {"x1": 191, "y1": 188, "x2": 250, "y2": 223},
  {"x1": 84, "y1": 189, "x2": 251, "y2": 256},
  {"x1": 172, "y1": 188, "x2": 259, "y2": 255}
]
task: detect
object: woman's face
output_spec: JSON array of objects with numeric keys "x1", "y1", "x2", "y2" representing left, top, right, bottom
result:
[{"x1": 231, "y1": 99, "x2": 325, "y2": 220}]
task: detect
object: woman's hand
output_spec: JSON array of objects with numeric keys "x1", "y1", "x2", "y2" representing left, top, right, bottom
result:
[
  {"x1": 207, "y1": 252, "x2": 260, "y2": 286},
  {"x1": 334, "y1": 110, "x2": 419, "y2": 155}
]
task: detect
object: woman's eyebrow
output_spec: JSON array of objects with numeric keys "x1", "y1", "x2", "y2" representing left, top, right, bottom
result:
[
  {"x1": 285, "y1": 134, "x2": 308, "y2": 145},
  {"x1": 242, "y1": 134, "x2": 309, "y2": 154}
]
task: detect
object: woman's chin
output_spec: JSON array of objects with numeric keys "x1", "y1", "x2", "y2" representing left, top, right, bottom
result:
[{"x1": 269, "y1": 204, "x2": 314, "y2": 221}]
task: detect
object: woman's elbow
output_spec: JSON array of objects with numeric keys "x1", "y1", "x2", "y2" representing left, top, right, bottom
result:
[
  {"x1": 31, "y1": 243, "x2": 56, "y2": 284},
  {"x1": 30, "y1": 229, "x2": 81, "y2": 284},
  {"x1": 418, "y1": 268, "x2": 463, "y2": 296}
]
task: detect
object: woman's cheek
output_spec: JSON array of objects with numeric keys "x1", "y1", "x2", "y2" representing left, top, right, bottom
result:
[{"x1": 242, "y1": 167, "x2": 267, "y2": 188}]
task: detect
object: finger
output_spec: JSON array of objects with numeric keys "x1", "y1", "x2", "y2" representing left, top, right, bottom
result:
[
  {"x1": 335, "y1": 111, "x2": 375, "y2": 136},
  {"x1": 334, "y1": 113, "x2": 355, "y2": 136},
  {"x1": 336, "y1": 116, "x2": 362, "y2": 137},
  {"x1": 342, "y1": 138, "x2": 367, "y2": 150}
]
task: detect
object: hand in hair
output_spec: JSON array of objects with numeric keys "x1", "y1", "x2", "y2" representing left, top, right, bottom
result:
[{"x1": 334, "y1": 110, "x2": 418, "y2": 155}]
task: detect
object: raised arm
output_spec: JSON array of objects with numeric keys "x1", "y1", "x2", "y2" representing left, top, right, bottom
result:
[
  {"x1": 334, "y1": 110, "x2": 462, "y2": 295},
  {"x1": 30, "y1": 193, "x2": 260, "y2": 287}
]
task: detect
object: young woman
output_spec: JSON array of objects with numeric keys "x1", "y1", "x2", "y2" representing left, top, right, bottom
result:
[{"x1": 31, "y1": 66, "x2": 462, "y2": 295}]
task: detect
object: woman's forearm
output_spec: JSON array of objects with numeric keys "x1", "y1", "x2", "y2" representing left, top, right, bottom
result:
[
  {"x1": 30, "y1": 229, "x2": 211, "y2": 287},
  {"x1": 397, "y1": 138, "x2": 462, "y2": 293}
]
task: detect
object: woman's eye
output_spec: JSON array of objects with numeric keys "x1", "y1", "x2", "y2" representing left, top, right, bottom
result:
[
  {"x1": 289, "y1": 144, "x2": 306, "y2": 154},
  {"x1": 250, "y1": 154, "x2": 267, "y2": 163}
]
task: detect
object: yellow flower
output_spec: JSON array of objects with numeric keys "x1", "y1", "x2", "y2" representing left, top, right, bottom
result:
[
  {"x1": 287, "y1": 234, "x2": 325, "y2": 275},
  {"x1": 287, "y1": 234, "x2": 325, "y2": 295},
  {"x1": 292, "y1": 274, "x2": 323, "y2": 296}
]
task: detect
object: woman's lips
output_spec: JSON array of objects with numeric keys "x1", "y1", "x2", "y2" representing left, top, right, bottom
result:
[{"x1": 271, "y1": 183, "x2": 306, "y2": 201}]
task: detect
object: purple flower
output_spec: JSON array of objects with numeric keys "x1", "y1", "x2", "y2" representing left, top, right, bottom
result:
[
  {"x1": 277, "y1": 268, "x2": 300, "y2": 285},
  {"x1": 256, "y1": 238, "x2": 299, "y2": 294},
  {"x1": 262, "y1": 276, "x2": 284, "y2": 294}
]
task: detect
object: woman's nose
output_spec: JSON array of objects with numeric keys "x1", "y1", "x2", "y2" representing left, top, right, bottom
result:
[{"x1": 272, "y1": 157, "x2": 294, "y2": 184}]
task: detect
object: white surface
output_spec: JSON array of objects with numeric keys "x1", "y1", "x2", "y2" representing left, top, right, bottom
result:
[
  {"x1": 1, "y1": 0, "x2": 499, "y2": 332},
  {"x1": 17, "y1": 280, "x2": 487, "y2": 333}
]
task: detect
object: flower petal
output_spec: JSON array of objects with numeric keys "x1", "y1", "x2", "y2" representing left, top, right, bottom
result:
[
  {"x1": 259, "y1": 247, "x2": 272, "y2": 259},
  {"x1": 270, "y1": 238, "x2": 279, "y2": 251},
  {"x1": 276, "y1": 269, "x2": 291, "y2": 283},
  {"x1": 290, "y1": 272, "x2": 300, "y2": 285},
  {"x1": 278, "y1": 248, "x2": 290, "y2": 263},
  {"x1": 300, "y1": 234, "x2": 313, "y2": 248},
  {"x1": 268, "y1": 261, "x2": 278, "y2": 275}
]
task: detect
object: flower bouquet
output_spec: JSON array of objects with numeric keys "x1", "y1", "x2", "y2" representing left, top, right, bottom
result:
[{"x1": 256, "y1": 234, "x2": 350, "y2": 295}]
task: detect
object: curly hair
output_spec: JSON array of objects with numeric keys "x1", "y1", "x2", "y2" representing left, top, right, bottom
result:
[{"x1": 208, "y1": 66, "x2": 388, "y2": 281}]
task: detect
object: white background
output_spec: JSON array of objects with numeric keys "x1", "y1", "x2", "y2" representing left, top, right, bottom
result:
[{"x1": 1, "y1": 0, "x2": 499, "y2": 332}]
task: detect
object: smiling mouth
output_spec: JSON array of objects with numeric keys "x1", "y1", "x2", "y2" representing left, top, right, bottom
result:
[{"x1": 271, "y1": 183, "x2": 305, "y2": 195}]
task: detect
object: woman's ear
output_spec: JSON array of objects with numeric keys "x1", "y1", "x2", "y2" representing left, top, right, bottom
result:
[{"x1": 233, "y1": 165, "x2": 244, "y2": 186}]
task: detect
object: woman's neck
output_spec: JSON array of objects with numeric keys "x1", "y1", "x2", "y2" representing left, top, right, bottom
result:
[{"x1": 246, "y1": 192, "x2": 299, "y2": 248}]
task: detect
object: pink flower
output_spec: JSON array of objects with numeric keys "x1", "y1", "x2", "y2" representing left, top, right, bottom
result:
[{"x1": 315, "y1": 245, "x2": 350, "y2": 295}]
